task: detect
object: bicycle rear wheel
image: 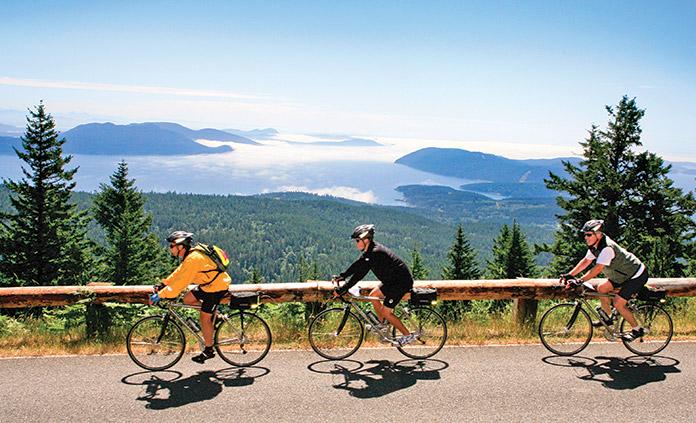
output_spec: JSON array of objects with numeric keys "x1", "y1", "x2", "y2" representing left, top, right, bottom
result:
[
  {"x1": 621, "y1": 303, "x2": 673, "y2": 356},
  {"x1": 126, "y1": 315, "x2": 186, "y2": 371},
  {"x1": 393, "y1": 306, "x2": 447, "y2": 359},
  {"x1": 308, "y1": 307, "x2": 364, "y2": 360},
  {"x1": 215, "y1": 311, "x2": 272, "y2": 367},
  {"x1": 538, "y1": 303, "x2": 592, "y2": 356}
]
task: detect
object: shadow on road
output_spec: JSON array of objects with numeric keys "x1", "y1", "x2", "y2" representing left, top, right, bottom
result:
[
  {"x1": 543, "y1": 355, "x2": 680, "y2": 390},
  {"x1": 307, "y1": 358, "x2": 448, "y2": 398},
  {"x1": 121, "y1": 366, "x2": 270, "y2": 409}
]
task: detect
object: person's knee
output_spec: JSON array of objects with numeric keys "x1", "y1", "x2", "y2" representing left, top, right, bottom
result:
[
  {"x1": 597, "y1": 282, "x2": 613, "y2": 294},
  {"x1": 614, "y1": 297, "x2": 628, "y2": 309}
]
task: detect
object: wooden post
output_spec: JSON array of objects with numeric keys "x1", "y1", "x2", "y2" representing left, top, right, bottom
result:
[{"x1": 513, "y1": 299, "x2": 538, "y2": 328}]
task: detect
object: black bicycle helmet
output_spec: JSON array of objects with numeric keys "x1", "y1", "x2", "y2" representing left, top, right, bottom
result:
[
  {"x1": 581, "y1": 219, "x2": 604, "y2": 233},
  {"x1": 351, "y1": 224, "x2": 375, "y2": 240},
  {"x1": 166, "y1": 230, "x2": 194, "y2": 246}
]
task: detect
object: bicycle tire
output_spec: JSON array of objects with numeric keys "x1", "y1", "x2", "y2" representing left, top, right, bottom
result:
[
  {"x1": 538, "y1": 303, "x2": 593, "y2": 356},
  {"x1": 215, "y1": 311, "x2": 272, "y2": 367},
  {"x1": 393, "y1": 306, "x2": 447, "y2": 359},
  {"x1": 620, "y1": 303, "x2": 673, "y2": 356},
  {"x1": 308, "y1": 307, "x2": 364, "y2": 360},
  {"x1": 126, "y1": 315, "x2": 186, "y2": 371}
]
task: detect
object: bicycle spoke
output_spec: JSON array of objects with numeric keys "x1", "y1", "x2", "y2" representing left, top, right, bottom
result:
[{"x1": 215, "y1": 311, "x2": 272, "y2": 367}]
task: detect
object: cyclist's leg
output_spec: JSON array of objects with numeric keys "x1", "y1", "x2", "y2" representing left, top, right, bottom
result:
[
  {"x1": 596, "y1": 280, "x2": 614, "y2": 316},
  {"x1": 615, "y1": 271, "x2": 649, "y2": 329},
  {"x1": 377, "y1": 285, "x2": 410, "y2": 336},
  {"x1": 368, "y1": 286, "x2": 385, "y2": 322}
]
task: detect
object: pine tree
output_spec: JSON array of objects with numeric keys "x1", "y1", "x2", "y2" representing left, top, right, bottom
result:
[
  {"x1": 410, "y1": 246, "x2": 429, "y2": 280},
  {"x1": 0, "y1": 103, "x2": 92, "y2": 287},
  {"x1": 484, "y1": 222, "x2": 539, "y2": 318},
  {"x1": 442, "y1": 225, "x2": 480, "y2": 280},
  {"x1": 92, "y1": 161, "x2": 166, "y2": 285},
  {"x1": 545, "y1": 96, "x2": 695, "y2": 277},
  {"x1": 506, "y1": 222, "x2": 538, "y2": 279},
  {"x1": 485, "y1": 224, "x2": 511, "y2": 279},
  {"x1": 440, "y1": 225, "x2": 480, "y2": 320}
]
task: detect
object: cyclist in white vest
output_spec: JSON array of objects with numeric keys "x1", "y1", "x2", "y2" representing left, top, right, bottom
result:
[{"x1": 561, "y1": 220, "x2": 648, "y2": 342}]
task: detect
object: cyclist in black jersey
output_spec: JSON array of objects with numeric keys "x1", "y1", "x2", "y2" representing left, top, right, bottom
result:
[{"x1": 333, "y1": 224, "x2": 417, "y2": 346}]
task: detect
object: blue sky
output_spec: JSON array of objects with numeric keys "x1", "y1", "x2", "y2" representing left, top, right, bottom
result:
[{"x1": 1, "y1": 1, "x2": 695, "y2": 160}]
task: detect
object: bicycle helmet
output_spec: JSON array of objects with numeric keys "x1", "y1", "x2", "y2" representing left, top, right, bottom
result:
[
  {"x1": 581, "y1": 219, "x2": 604, "y2": 233},
  {"x1": 351, "y1": 224, "x2": 375, "y2": 240},
  {"x1": 166, "y1": 230, "x2": 194, "y2": 246}
]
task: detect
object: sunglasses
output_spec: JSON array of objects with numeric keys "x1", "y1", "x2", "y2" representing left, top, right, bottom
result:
[{"x1": 583, "y1": 232, "x2": 595, "y2": 238}]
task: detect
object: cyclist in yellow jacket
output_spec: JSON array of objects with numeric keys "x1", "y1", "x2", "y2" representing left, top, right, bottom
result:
[{"x1": 150, "y1": 231, "x2": 231, "y2": 363}]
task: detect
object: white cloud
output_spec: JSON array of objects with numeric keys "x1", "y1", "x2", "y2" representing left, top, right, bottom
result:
[
  {"x1": 278, "y1": 185, "x2": 378, "y2": 203},
  {"x1": 0, "y1": 76, "x2": 268, "y2": 101}
]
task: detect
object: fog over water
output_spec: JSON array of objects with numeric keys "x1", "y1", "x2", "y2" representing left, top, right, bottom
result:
[
  {"x1": 1, "y1": 133, "x2": 692, "y2": 204},
  {"x1": 0, "y1": 136, "x2": 480, "y2": 205}
]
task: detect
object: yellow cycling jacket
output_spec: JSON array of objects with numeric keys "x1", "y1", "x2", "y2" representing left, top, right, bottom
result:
[{"x1": 159, "y1": 248, "x2": 231, "y2": 299}]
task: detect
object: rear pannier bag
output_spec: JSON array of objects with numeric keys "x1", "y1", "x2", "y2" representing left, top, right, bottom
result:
[
  {"x1": 229, "y1": 292, "x2": 260, "y2": 309},
  {"x1": 636, "y1": 286, "x2": 667, "y2": 301},
  {"x1": 409, "y1": 288, "x2": 437, "y2": 306}
]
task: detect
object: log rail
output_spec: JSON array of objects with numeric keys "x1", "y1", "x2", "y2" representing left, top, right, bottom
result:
[{"x1": 1, "y1": 278, "x2": 695, "y2": 309}]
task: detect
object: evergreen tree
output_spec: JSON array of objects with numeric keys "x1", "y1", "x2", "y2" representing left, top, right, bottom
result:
[
  {"x1": 442, "y1": 225, "x2": 480, "y2": 280},
  {"x1": 0, "y1": 103, "x2": 92, "y2": 287},
  {"x1": 545, "y1": 96, "x2": 695, "y2": 277},
  {"x1": 410, "y1": 246, "x2": 429, "y2": 280},
  {"x1": 440, "y1": 225, "x2": 480, "y2": 319},
  {"x1": 484, "y1": 222, "x2": 539, "y2": 316},
  {"x1": 92, "y1": 161, "x2": 166, "y2": 285},
  {"x1": 506, "y1": 222, "x2": 538, "y2": 279},
  {"x1": 485, "y1": 224, "x2": 511, "y2": 279}
]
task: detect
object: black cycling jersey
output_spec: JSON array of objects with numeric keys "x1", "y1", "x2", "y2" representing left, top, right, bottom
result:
[{"x1": 337, "y1": 241, "x2": 414, "y2": 294}]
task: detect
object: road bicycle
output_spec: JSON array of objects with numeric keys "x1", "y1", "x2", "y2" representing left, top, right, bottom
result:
[
  {"x1": 538, "y1": 279, "x2": 672, "y2": 356},
  {"x1": 126, "y1": 292, "x2": 272, "y2": 370},
  {"x1": 308, "y1": 286, "x2": 447, "y2": 360}
]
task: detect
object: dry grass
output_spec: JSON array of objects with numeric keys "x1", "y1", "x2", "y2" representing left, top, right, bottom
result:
[{"x1": 2, "y1": 301, "x2": 696, "y2": 357}]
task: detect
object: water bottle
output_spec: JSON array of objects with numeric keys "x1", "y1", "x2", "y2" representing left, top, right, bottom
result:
[
  {"x1": 596, "y1": 306, "x2": 611, "y2": 324},
  {"x1": 365, "y1": 310, "x2": 380, "y2": 325},
  {"x1": 187, "y1": 317, "x2": 201, "y2": 332}
]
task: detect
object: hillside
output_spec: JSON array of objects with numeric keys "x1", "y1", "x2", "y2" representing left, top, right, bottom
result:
[
  {"x1": 0, "y1": 186, "x2": 554, "y2": 282},
  {"x1": 396, "y1": 184, "x2": 561, "y2": 227},
  {"x1": 396, "y1": 147, "x2": 578, "y2": 183},
  {"x1": 151, "y1": 122, "x2": 258, "y2": 144},
  {"x1": 0, "y1": 136, "x2": 20, "y2": 155},
  {"x1": 61, "y1": 123, "x2": 234, "y2": 155}
]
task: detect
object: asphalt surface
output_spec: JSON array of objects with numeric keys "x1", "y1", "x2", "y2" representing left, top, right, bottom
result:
[{"x1": 1, "y1": 342, "x2": 695, "y2": 422}]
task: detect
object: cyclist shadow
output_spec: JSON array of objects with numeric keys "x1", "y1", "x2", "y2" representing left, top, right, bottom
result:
[
  {"x1": 308, "y1": 358, "x2": 448, "y2": 398},
  {"x1": 121, "y1": 366, "x2": 270, "y2": 409},
  {"x1": 543, "y1": 355, "x2": 680, "y2": 390}
]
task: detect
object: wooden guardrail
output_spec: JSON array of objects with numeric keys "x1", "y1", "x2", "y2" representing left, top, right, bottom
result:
[{"x1": 1, "y1": 278, "x2": 695, "y2": 309}]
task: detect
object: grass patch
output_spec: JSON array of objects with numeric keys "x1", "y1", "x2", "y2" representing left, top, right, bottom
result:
[{"x1": 1, "y1": 298, "x2": 696, "y2": 357}]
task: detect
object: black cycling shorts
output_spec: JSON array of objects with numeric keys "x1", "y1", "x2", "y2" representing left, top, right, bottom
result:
[
  {"x1": 192, "y1": 287, "x2": 228, "y2": 313},
  {"x1": 380, "y1": 283, "x2": 412, "y2": 309},
  {"x1": 612, "y1": 268, "x2": 649, "y2": 301}
]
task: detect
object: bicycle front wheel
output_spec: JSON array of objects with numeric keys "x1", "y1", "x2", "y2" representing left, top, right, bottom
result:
[
  {"x1": 215, "y1": 311, "x2": 272, "y2": 367},
  {"x1": 308, "y1": 307, "x2": 364, "y2": 360},
  {"x1": 393, "y1": 306, "x2": 447, "y2": 359},
  {"x1": 126, "y1": 315, "x2": 186, "y2": 371},
  {"x1": 621, "y1": 303, "x2": 673, "y2": 356},
  {"x1": 538, "y1": 303, "x2": 592, "y2": 356}
]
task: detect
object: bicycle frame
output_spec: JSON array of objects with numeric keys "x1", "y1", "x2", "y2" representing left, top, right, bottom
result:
[
  {"x1": 334, "y1": 293, "x2": 407, "y2": 345},
  {"x1": 156, "y1": 301, "x2": 261, "y2": 348},
  {"x1": 566, "y1": 289, "x2": 644, "y2": 339}
]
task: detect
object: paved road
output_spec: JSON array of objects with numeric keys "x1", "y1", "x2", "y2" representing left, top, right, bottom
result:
[{"x1": 1, "y1": 342, "x2": 695, "y2": 422}]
